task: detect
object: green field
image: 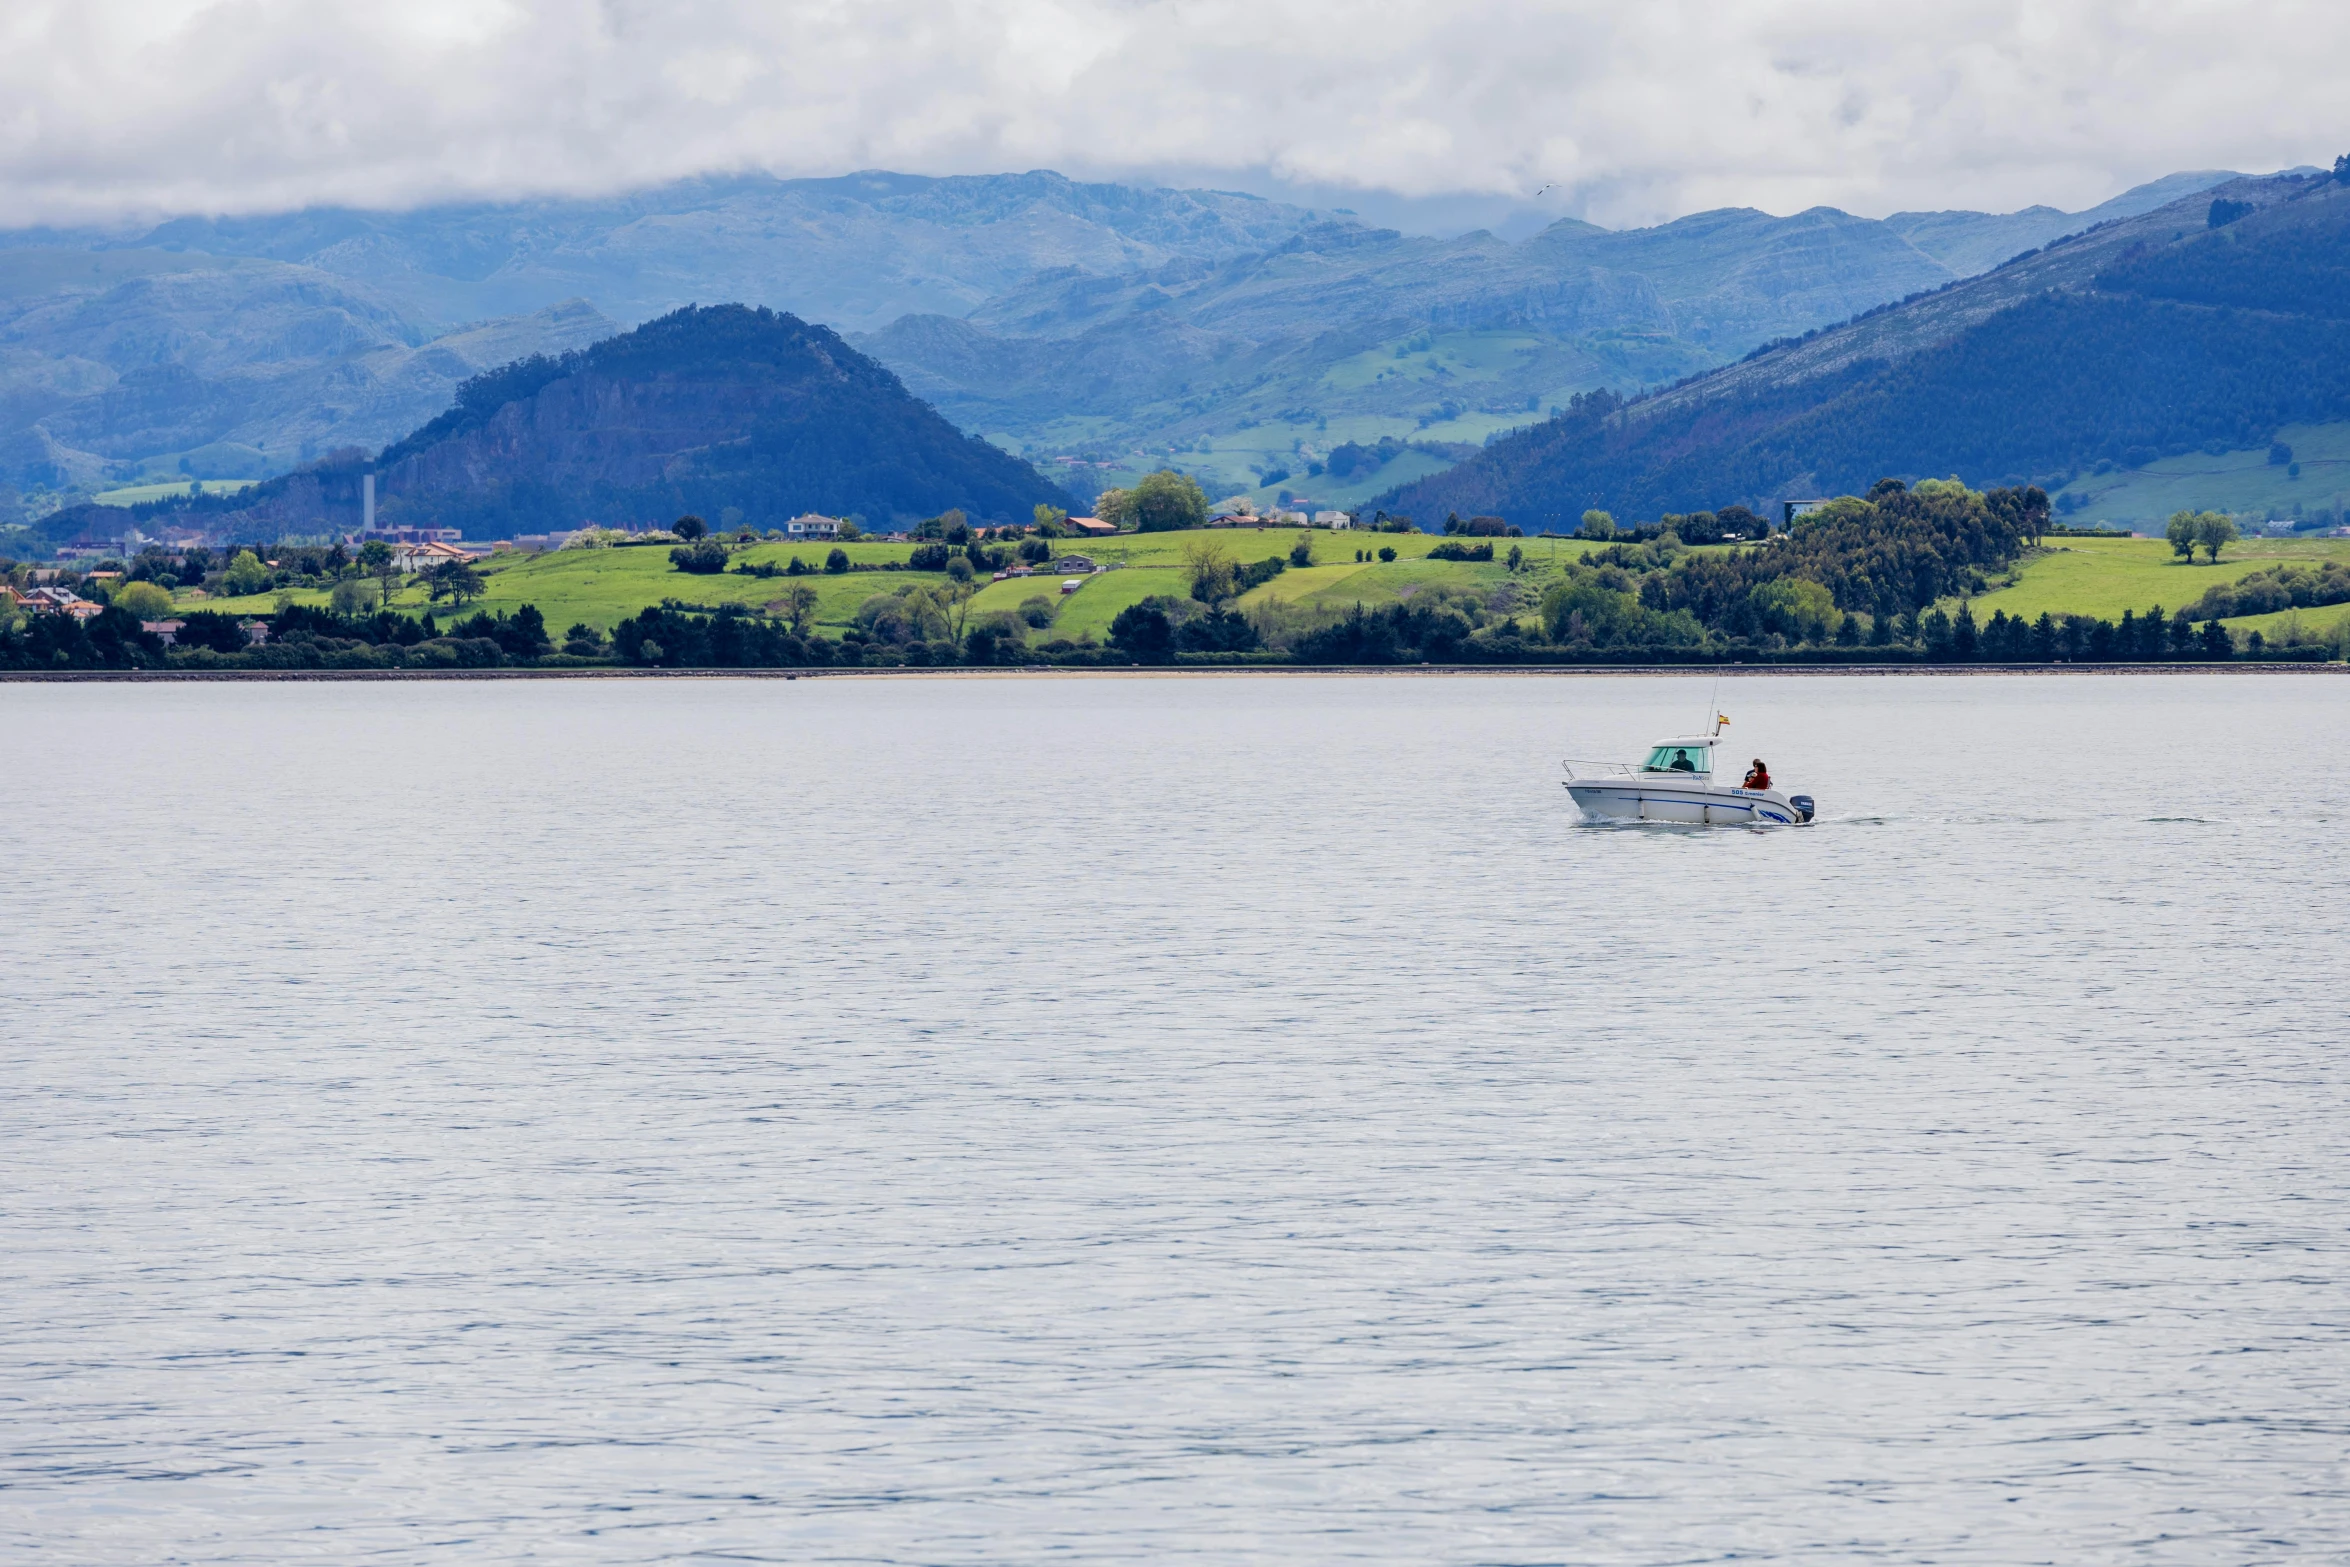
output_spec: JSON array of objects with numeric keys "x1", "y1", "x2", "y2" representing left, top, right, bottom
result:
[
  {"x1": 1958, "y1": 536, "x2": 2350, "y2": 624},
  {"x1": 163, "y1": 526, "x2": 1694, "y2": 645},
  {"x1": 2052, "y1": 422, "x2": 2350, "y2": 528},
  {"x1": 93, "y1": 478, "x2": 259, "y2": 507},
  {"x1": 169, "y1": 527, "x2": 1581, "y2": 637}
]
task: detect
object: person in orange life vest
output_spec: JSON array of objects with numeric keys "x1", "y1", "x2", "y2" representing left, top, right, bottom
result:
[{"x1": 1743, "y1": 758, "x2": 1771, "y2": 790}]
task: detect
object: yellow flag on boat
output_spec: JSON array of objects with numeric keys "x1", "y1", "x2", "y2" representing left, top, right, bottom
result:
[{"x1": 1717, "y1": 713, "x2": 1730, "y2": 726}]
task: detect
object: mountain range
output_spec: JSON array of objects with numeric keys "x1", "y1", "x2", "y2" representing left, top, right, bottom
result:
[
  {"x1": 0, "y1": 165, "x2": 2256, "y2": 521},
  {"x1": 1382, "y1": 169, "x2": 2350, "y2": 529}
]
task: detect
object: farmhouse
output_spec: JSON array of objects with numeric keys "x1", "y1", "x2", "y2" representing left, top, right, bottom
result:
[
  {"x1": 786, "y1": 514, "x2": 841, "y2": 539},
  {"x1": 389, "y1": 541, "x2": 479, "y2": 573}
]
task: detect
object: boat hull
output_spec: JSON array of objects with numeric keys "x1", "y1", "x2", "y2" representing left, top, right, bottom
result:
[{"x1": 1566, "y1": 781, "x2": 1806, "y2": 826}]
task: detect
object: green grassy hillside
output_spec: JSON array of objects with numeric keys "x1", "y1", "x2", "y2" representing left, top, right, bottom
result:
[{"x1": 2050, "y1": 421, "x2": 2350, "y2": 527}]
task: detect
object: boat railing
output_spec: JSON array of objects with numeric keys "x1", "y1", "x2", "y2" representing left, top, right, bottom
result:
[{"x1": 1561, "y1": 758, "x2": 1640, "y2": 780}]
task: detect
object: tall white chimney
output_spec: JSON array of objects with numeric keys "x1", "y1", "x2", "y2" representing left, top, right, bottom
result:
[{"x1": 363, "y1": 473, "x2": 376, "y2": 535}]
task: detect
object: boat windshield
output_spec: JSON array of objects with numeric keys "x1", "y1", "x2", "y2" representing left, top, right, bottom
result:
[{"x1": 1642, "y1": 745, "x2": 1710, "y2": 775}]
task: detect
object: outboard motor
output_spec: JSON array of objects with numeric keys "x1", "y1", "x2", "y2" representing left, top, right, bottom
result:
[{"x1": 1789, "y1": 795, "x2": 1815, "y2": 824}]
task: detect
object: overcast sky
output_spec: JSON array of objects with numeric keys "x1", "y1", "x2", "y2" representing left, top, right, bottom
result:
[{"x1": 4, "y1": 0, "x2": 2341, "y2": 230}]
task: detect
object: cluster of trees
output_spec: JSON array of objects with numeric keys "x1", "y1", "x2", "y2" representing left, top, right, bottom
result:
[
  {"x1": 1106, "y1": 600, "x2": 1263, "y2": 658},
  {"x1": 1180, "y1": 535, "x2": 1300, "y2": 602},
  {"x1": 1631, "y1": 479, "x2": 2048, "y2": 632},
  {"x1": 1290, "y1": 595, "x2": 1539, "y2": 664},
  {"x1": 0, "y1": 603, "x2": 163, "y2": 669},
  {"x1": 1093, "y1": 470, "x2": 1211, "y2": 532},
  {"x1": 2180, "y1": 558, "x2": 2350, "y2": 620},
  {"x1": 0, "y1": 599, "x2": 559, "y2": 671},
  {"x1": 174, "y1": 603, "x2": 548, "y2": 667},
  {"x1": 609, "y1": 604, "x2": 835, "y2": 668},
  {"x1": 848, "y1": 582, "x2": 972, "y2": 649},
  {"x1": 2165, "y1": 510, "x2": 2240, "y2": 562},
  {"x1": 1959, "y1": 604, "x2": 2243, "y2": 662},
  {"x1": 670, "y1": 536, "x2": 732, "y2": 573},
  {"x1": 1540, "y1": 572, "x2": 1706, "y2": 647},
  {"x1": 1440, "y1": 513, "x2": 1516, "y2": 536}
]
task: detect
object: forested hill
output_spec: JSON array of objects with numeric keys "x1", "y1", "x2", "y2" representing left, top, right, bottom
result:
[
  {"x1": 1382, "y1": 170, "x2": 2350, "y2": 529},
  {"x1": 143, "y1": 305, "x2": 1070, "y2": 536}
]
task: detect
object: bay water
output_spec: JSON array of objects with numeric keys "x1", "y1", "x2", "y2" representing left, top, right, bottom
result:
[{"x1": 4, "y1": 672, "x2": 2346, "y2": 1563}]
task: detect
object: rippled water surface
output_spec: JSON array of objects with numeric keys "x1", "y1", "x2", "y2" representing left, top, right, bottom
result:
[{"x1": 5, "y1": 672, "x2": 2348, "y2": 1564}]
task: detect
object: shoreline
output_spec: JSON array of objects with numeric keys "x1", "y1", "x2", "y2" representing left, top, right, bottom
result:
[{"x1": 3, "y1": 662, "x2": 2342, "y2": 683}]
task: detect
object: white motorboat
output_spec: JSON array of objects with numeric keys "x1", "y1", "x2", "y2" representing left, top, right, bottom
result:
[{"x1": 1562, "y1": 719, "x2": 1813, "y2": 826}]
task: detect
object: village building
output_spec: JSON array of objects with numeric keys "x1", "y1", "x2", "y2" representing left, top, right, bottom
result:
[
  {"x1": 18, "y1": 586, "x2": 85, "y2": 614},
  {"x1": 1063, "y1": 516, "x2": 1117, "y2": 537},
  {"x1": 389, "y1": 540, "x2": 479, "y2": 573},
  {"x1": 786, "y1": 514, "x2": 841, "y2": 539},
  {"x1": 356, "y1": 524, "x2": 463, "y2": 547}
]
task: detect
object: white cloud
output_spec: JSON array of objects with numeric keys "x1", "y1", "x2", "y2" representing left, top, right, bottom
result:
[{"x1": 0, "y1": 0, "x2": 2341, "y2": 228}]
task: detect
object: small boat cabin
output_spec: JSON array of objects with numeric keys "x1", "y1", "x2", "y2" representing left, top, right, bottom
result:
[{"x1": 1641, "y1": 738, "x2": 1716, "y2": 776}]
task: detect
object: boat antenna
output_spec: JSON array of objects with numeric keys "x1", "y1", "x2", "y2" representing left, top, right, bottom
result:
[{"x1": 1701, "y1": 672, "x2": 1722, "y2": 737}]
